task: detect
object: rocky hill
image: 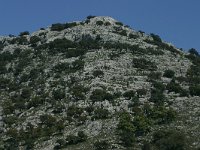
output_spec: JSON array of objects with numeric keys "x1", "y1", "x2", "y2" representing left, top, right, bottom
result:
[{"x1": 0, "y1": 16, "x2": 200, "y2": 150}]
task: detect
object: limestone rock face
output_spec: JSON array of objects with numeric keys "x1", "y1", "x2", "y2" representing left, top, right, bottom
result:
[{"x1": 0, "y1": 16, "x2": 199, "y2": 149}]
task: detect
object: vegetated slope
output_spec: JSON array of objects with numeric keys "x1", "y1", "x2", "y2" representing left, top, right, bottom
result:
[{"x1": 0, "y1": 16, "x2": 199, "y2": 150}]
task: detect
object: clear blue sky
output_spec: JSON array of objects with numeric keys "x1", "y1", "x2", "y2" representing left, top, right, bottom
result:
[{"x1": 0, "y1": 0, "x2": 199, "y2": 51}]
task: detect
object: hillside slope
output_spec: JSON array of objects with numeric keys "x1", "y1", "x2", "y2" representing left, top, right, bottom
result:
[{"x1": 0, "y1": 16, "x2": 199, "y2": 150}]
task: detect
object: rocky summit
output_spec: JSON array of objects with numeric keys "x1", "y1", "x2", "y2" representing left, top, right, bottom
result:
[{"x1": 0, "y1": 16, "x2": 200, "y2": 150}]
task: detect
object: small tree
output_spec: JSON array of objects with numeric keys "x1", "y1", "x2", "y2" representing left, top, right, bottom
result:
[
  {"x1": 96, "y1": 21, "x2": 104, "y2": 26},
  {"x1": 19, "y1": 31, "x2": 30, "y2": 36},
  {"x1": 188, "y1": 48, "x2": 199, "y2": 56},
  {"x1": 163, "y1": 69, "x2": 175, "y2": 78}
]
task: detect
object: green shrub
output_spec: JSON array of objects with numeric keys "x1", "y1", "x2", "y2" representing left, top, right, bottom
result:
[
  {"x1": 163, "y1": 69, "x2": 175, "y2": 78},
  {"x1": 53, "y1": 62, "x2": 70, "y2": 73},
  {"x1": 115, "y1": 22, "x2": 123, "y2": 26},
  {"x1": 96, "y1": 21, "x2": 104, "y2": 26},
  {"x1": 117, "y1": 112, "x2": 135, "y2": 147},
  {"x1": 152, "y1": 129, "x2": 186, "y2": 150},
  {"x1": 152, "y1": 81, "x2": 166, "y2": 92},
  {"x1": 148, "y1": 72, "x2": 162, "y2": 81},
  {"x1": 3, "y1": 116, "x2": 18, "y2": 127},
  {"x1": 65, "y1": 135, "x2": 80, "y2": 145},
  {"x1": 189, "y1": 85, "x2": 200, "y2": 96},
  {"x1": 40, "y1": 114, "x2": 57, "y2": 127},
  {"x1": 150, "y1": 33, "x2": 162, "y2": 43},
  {"x1": 123, "y1": 90, "x2": 135, "y2": 100},
  {"x1": 69, "y1": 84, "x2": 88, "y2": 101},
  {"x1": 0, "y1": 77, "x2": 10, "y2": 89},
  {"x1": 93, "y1": 108, "x2": 109, "y2": 119},
  {"x1": 71, "y1": 59, "x2": 85, "y2": 71},
  {"x1": 149, "y1": 88, "x2": 166, "y2": 105},
  {"x1": 19, "y1": 31, "x2": 30, "y2": 36},
  {"x1": 94, "y1": 140, "x2": 110, "y2": 150},
  {"x1": 132, "y1": 115, "x2": 151, "y2": 136},
  {"x1": 150, "y1": 106, "x2": 176, "y2": 124},
  {"x1": 129, "y1": 33, "x2": 138, "y2": 39},
  {"x1": 65, "y1": 22, "x2": 77, "y2": 28},
  {"x1": 11, "y1": 36, "x2": 28, "y2": 45},
  {"x1": 21, "y1": 88, "x2": 32, "y2": 99},
  {"x1": 30, "y1": 36, "x2": 40, "y2": 45},
  {"x1": 87, "y1": 15, "x2": 96, "y2": 19},
  {"x1": 2, "y1": 100, "x2": 15, "y2": 115},
  {"x1": 65, "y1": 131, "x2": 87, "y2": 146},
  {"x1": 0, "y1": 41, "x2": 4, "y2": 50},
  {"x1": 52, "y1": 89, "x2": 65, "y2": 100},
  {"x1": 90, "y1": 89, "x2": 106, "y2": 102},
  {"x1": 67, "y1": 106, "x2": 83, "y2": 118},
  {"x1": 27, "y1": 96, "x2": 44, "y2": 108},
  {"x1": 0, "y1": 51, "x2": 13, "y2": 62},
  {"x1": 51, "y1": 23, "x2": 65, "y2": 31},
  {"x1": 119, "y1": 30, "x2": 127, "y2": 36},
  {"x1": 188, "y1": 48, "x2": 199, "y2": 56},
  {"x1": 136, "y1": 88, "x2": 147, "y2": 97},
  {"x1": 93, "y1": 70, "x2": 104, "y2": 77},
  {"x1": 166, "y1": 81, "x2": 187, "y2": 96},
  {"x1": 133, "y1": 58, "x2": 157, "y2": 71}
]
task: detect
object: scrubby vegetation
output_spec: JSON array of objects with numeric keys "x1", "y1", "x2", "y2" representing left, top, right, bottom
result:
[{"x1": 0, "y1": 16, "x2": 198, "y2": 150}]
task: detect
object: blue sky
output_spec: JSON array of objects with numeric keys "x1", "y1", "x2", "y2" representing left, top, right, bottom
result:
[{"x1": 0, "y1": 0, "x2": 199, "y2": 51}]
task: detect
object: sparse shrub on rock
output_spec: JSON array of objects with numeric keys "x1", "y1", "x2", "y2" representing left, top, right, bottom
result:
[{"x1": 163, "y1": 69, "x2": 175, "y2": 78}]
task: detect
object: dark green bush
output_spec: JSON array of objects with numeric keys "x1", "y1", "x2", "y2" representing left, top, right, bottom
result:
[
  {"x1": 129, "y1": 33, "x2": 138, "y2": 39},
  {"x1": 87, "y1": 15, "x2": 96, "y2": 19},
  {"x1": 0, "y1": 51, "x2": 13, "y2": 62},
  {"x1": 19, "y1": 31, "x2": 30, "y2": 36},
  {"x1": 51, "y1": 23, "x2": 65, "y2": 31},
  {"x1": 64, "y1": 132, "x2": 87, "y2": 146},
  {"x1": 93, "y1": 70, "x2": 104, "y2": 77},
  {"x1": 149, "y1": 88, "x2": 166, "y2": 105},
  {"x1": 115, "y1": 22, "x2": 123, "y2": 26},
  {"x1": 0, "y1": 77, "x2": 10, "y2": 89},
  {"x1": 93, "y1": 108, "x2": 109, "y2": 119},
  {"x1": 188, "y1": 48, "x2": 199, "y2": 56},
  {"x1": 53, "y1": 62, "x2": 70, "y2": 73},
  {"x1": 152, "y1": 129, "x2": 186, "y2": 150},
  {"x1": 166, "y1": 81, "x2": 187, "y2": 96},
  {"x1": 136, "y1": 88, "x2": 147, "y2": 97},
  {"x1": 21, "y1": 88, "x2": 32, "y2": 99},
  {"x1": 40, "y1": 114, "x2": 57, "y2": 127},
  {"x1": 133, "y1": 58, "x2": 157, "y2": 71},
  {"x1": 96, "y1": 21, "x2": 104, "y2": 26},
  {"x1": 163, "y1": 69, "x2": 175, "y2": 78},
  {"x1": 52, "y1": 89, "x2": 65, "y2": 100},
  {"x1": 71, "y1": 59, "x2": 85, "y2": 71},
  {"x1": 150, "y1": 33, "x2": 162, "y2": 43},
  {"x1": 189, "y1": 85, "x2": 200, "y2": 96},
  {"x1": 27, "y1": 96, "x2": 45, "y2": 108},
  {"x1": 148, "y1": 72, "x2": 162, "y2": 81},
  {"x1": 69, "y1": 84, "x2": 88, "y2": 101},
  {"x1": 132, "y1": 115, "x2": 151, "y2": 136},
  {"x1": 123, "y1": 90, "x2": 135, "y2": 100},
  {"x1": 117, "y1": 112, "x2": 135, "y2": 147},
  {"x1": 94, "y1": 140, "x2": 110, "y2": 150},
  {"x1": 65, "y1": 22, "x2": 77, "y2": 28},
  {"x1": 152, "y1": 81, "x2": 166, "y2": 92},
  {"x1": 0, "y1": 41, "x2": 4, "y2": 50},
  {"x1": 11, "y1": 36, "x2": 28, "y2": 45},
  {"x1": 118, "y1": 30, "x2": 127, "y2": 36},
  {"x1": 90, "y1": 89, "x2": 106, "y2": 102},
  {"x1": 67, "y1": 105, "x2": 83, "y2": 118},
  {"x1": 30, "y1": 36, "x2": 40, "y2": 45},
  {"x1": 150, "y1": 106, "x2": 176, "y2": 124}
]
